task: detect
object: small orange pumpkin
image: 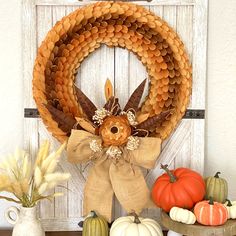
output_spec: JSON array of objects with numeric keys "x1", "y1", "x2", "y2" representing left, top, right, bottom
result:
[
  {"x1": 194, "y1": 197, "x2": 228, "y2": 226},
  {"x1": 152, "y1": 164, "x2": 205, "y2": 212}
]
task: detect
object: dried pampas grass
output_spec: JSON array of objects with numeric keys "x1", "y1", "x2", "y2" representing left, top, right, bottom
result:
[{"x1": 0, "y1": 141, "x2": 71, "y2": 207}]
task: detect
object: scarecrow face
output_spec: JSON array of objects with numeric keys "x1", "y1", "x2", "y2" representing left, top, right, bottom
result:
[{"x1": 99, "y1": 115, "x2": 132, "y2": 147}]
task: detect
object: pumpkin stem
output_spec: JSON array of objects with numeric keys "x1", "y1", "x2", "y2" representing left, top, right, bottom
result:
[
  {"x1": 90, "y1": 211, "x2": 97, "y2": 218},
  {"x1": 209, "y1": 197, "x2": 214, "y2": 205},
  {"x1": 129, "y1": 212, "x2": 141, "y2": 224},
  {"x1": 214, "y1": 172, "x2": 221, "y2": 178},
  {"x1": 226, "y1": 199, "x2": 233, "y2": 207},
  {"x1": 161, "y1": 164, "x2": 177, "y2": 183}
]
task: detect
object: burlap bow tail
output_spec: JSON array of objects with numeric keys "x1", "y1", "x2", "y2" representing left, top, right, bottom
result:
[{"x1": 67, "y1": 129, "x2": 161, "y2": 221}]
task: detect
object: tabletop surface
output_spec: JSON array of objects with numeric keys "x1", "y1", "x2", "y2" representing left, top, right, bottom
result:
[
  {"x1": 0, "y1": 231, "x2": 81, "y2": 236},
  {"x1": 0, "y1": 231, "x2": 167, "y2": 236},
  {"x1": 161, "y1": 211, "x2": 236, "y2": 236}
]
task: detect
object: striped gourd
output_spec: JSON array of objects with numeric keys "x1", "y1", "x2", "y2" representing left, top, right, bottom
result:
[
  {"x1": 194, "y1": 198, "x2": 228, "y2": 226},
  {"x1": 82, "y1": 211, "x2": 109, "y2": 236},
  {"x1": 205, "y1": 172, "x2": 228, "y2": 203}
]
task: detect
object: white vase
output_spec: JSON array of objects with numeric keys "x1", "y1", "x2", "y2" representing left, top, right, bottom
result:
[{"x1": 5, "y1": 206, "x2": 45, "y2": 236}]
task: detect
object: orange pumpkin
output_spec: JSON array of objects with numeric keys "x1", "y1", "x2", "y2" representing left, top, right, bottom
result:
[
  {"x1": 152, "y1": 164, "x2": 205, "y2": 212},
  {"x1": 194, "y1": 198, "x2": 228, "y2": 226}
]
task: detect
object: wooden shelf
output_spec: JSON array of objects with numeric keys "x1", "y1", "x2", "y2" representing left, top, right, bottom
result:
[{"x1": 161, "y1": 211, "x2": 236, "y2": 236}]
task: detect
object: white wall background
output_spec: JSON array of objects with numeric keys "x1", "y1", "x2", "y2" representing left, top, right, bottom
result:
[
  {"x1": 0, "y1": 0, "x2": 235, "y2": 228},
  {"x1": 0, "y1": 0, "x2": 23, "y2": 228}
]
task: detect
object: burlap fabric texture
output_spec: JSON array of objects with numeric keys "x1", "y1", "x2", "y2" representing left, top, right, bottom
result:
[{"x1": 67, "y1": 129, "x2": 161, "y2": 221}]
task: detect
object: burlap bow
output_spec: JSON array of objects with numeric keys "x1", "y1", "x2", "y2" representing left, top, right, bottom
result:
[{"x1": 67, "y1": 129, "x2": 161, "y2": 221}]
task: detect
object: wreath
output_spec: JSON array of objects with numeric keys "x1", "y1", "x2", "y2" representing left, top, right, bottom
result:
[{"x1": 33, "y1": 1, "x2": 192, "y2": 143}]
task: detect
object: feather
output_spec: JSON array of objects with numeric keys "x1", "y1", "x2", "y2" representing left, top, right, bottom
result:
[
  {"x1": 45, "y1": 104, "x2": 76, "y2": 134},
  {"x1": 136, "y1": 110, "x2": 172, "y2": 131},
  {"x1": 124, "y1": 79, "x2": 147, "y2": 112},
  {"x1": 103, "y1": 96, "x2": 121, "y2": 115},
  {"x1": 104, "y1": 79, "x2": 113, "y2": 101},
  {"x1": 75, "y1": 117, "x2": 96, "y2": 134},
  {"x1": 74, "y1": 84, "x2": 97, "y2": 121},
  {"x1": 132, "y1": 129, "x2": 149, "y2": 137}
]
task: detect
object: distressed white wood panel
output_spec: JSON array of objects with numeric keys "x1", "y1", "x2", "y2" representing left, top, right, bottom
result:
[
  {"x1": 176, "y1": 5, "x2": 194, "y2": 108},
  {"x1": 23, "y1": 0, "x2": 38, "y2": 159},
  {"x1": 38, "y1": 125, "x2": 55, "y2": 219},
  {"x1": 23, "y1": 0, "x2": 208, "y2": 231},
  {"x1": 163, "y1": 6, "x2": 176, "y2": 28},
  {"x1": 36, "y1": 5, "x2": 55, "y2": 219},
  {"x1": 190, "y1": 119, "x2": 205, "y2": 174},
  {"x1": 42, "y1": 218, "x2": 83, "y2": 231},
  {"x1": 36, "y1": 0, "x2": 195, "y2": 6},
  {"x1": 37, "y1": 6, "x2": 52, "y2": 46},
  {"x1": 174, "y1": 132, "x2": 191, "y2": 167},
  {"x1": 79, "y1": 45, "x2": 115, "y2": 108},
  {"x1": 114, "y1": 48, "x2": 130, "y2": 108},
  {"x1": 52, "y1": 5, "x2": 65, "y2": 23}
]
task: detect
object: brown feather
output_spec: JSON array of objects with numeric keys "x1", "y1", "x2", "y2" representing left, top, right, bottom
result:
[
  {"x1": 103, "y1": 96, "x2": 121, "y2": 115},
  {"x1": 123, "y1": 79, "x2": 147, "y2": 112},
  {"x1": 132, "y1": 129, "x2": 149, "y2": 137},
  {"x1": 74, "y1": 84, "x2": 97, "y2": 121},
  {"x1": 136, "y1": 110, "x2": 172, "y2": 131},
  {"x1": 45, "y1": 104, "x2": 77, "y2": 134}
]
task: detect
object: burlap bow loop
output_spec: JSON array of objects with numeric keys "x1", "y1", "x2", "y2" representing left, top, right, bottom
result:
[{"x1": 67, "y1": 129, "x2": 161, "y2": 222}]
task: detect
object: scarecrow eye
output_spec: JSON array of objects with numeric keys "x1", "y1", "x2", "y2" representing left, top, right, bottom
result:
[{"x1": 111, "y1": 126, "x2": 118, "y2": 134}]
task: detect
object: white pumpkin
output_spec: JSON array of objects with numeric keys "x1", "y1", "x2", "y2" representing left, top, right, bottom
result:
[
  {"x1": 224, "y1": 199, "x2": 236, "y2": 219},
  {"x1": 110, "y1": 213, "x2": 163, "y2": 236},
  {"x1": 169, "y1": 207, "x2": 196, "y2": 225}
]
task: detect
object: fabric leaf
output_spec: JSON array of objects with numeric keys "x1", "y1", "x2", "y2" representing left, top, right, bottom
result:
[
  {"x1": 45, "y1": 104, "x2": 76, "y2": 134},
  {"x1": 75, "y1": 117, "x2": 96, "y2": 134},
  {"x1": 104, "y1": 79, "x2": 114, "y2": 101},
  {"x1": 123, "y1": 79, "x2": 147, "y2": 112},
  {"x1": 132, "y1": 129, "x2": 149, "y2": 137},
  {"x1": 74, "y1": 84, "x2": 97, "y2": 121},
  {"x1": 136, "y1": 110, "x2": 172, "y2": 131},
  {"x1": 103, "y1": 96, "x2": 121, "y2": 115}
]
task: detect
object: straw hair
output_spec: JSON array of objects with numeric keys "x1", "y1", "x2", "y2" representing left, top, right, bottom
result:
[{"x1": 33, "y1": 1, "x2": 192, "y2": 143}]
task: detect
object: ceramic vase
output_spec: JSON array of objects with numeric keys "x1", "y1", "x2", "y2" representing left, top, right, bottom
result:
[{"x1": 5, "y1": 206, "x2": 45, "y2": 236}]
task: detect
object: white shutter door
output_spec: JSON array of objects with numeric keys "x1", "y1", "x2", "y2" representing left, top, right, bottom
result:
[{"x1": 23, "y1": 0, "x2": 208, "y2": 231}]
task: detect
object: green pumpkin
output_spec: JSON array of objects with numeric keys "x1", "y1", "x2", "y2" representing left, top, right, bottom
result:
[
  {"x1": 82, "y1": 211, "x2": 109, "y2": 236},
  {"x1": 205, "y1": 172, "x2": 228, "y2": 203}
]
